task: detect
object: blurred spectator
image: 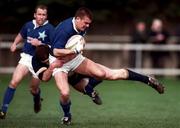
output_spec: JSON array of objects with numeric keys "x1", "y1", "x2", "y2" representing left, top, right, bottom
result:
[
  {"x1": 131, "y1": 21, "x2": 148, "y2": 44},
  {"x1": 149, "y1": 18, "x2": 170, "y2": 68},
  {"x1": 130, "y1": 21, "x2": 149, "y2": 68}
]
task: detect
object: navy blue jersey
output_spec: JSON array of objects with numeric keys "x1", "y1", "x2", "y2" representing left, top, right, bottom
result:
[
  {"x1": 20, "y1": 20, "x2": 55, "y2": 56},
  {"x1": 32, "y1": 56, "x2": 49, "y2": 80},
  {"x1": 52, "y1": 17, "x2": 86, "y2": 49}
]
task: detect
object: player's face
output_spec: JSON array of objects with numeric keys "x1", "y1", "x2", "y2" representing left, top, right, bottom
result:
[
  {"x1": 34, "y1": 8, "x2": 47, "y2": 26},
  {"x1": 75, "y1": 16, "x2": 92, "y2": 31}
]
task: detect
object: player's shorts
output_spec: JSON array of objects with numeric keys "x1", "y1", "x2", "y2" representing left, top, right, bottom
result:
[
  {"x1": 51, "y1": 54, "x2": 85, "y2": 76},
  {"x1": 18, "y1": 52, "x2": 38, "y2": 79}
]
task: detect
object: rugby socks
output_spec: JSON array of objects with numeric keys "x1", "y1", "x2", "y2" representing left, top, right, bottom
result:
[
  {"x1": 84, "y1": 78, "x2": 102, "y2": 97},
  {"x1": 1, "y1": 86, "x2": 16, "y2": 112},
  {"x1": 127, "y1": 69, "x2": 149, "y2": 84},
  {"x1": 32, "y1": 89, "x2": 41, "y2": 104},
  {"x1": 84, "y1": 85, "x2": 94, "y2": 97},
  {"x1": 88, "y1": 77, "x2": 102, "y2": 88},
  {"x1": 60, "y1": 101, "x2": 71, "y2": 117}
]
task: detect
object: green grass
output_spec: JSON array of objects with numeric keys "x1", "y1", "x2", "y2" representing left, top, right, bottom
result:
[{"x1": 0, "y1": 74, "x2": 180, "y2": 128}]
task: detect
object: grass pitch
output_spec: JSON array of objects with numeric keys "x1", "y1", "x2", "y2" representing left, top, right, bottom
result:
[{"x1": 0, "y1": 74, "x2": 180, "y2": 128}]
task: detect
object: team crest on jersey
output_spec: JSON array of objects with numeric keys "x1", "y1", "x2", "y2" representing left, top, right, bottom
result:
[{"x1": 38, "y1": 31, "x2": 47, "y2": 41}]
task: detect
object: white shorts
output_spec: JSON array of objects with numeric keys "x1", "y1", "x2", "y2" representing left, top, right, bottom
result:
[
  {"x1": 51, "y1": 54, "x2": 85, "y2": 76},
  {"x1": 18, "y1": 53, "x2": 38, "y2": 78}
]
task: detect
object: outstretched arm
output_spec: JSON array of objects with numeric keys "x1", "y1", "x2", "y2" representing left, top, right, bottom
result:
[
  {"x1": 10, "y1": 33, "x2": 23, "y2": 52},
  {"x1": 53, "y1": 48, "x2": 75, "y2": 57},
  {"x1": 39, "y1": 59, "x2": 63, "y2": 81}
]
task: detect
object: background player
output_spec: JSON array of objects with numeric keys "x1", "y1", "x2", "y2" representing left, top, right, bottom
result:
[{"x1": 0, "y1": 4, "x2": 54, "y2": 119}]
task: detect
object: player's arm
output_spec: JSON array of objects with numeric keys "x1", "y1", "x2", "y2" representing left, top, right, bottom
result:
[
  {"x1": 27, "y1": 37, "x2": 43, "y2": 46},
  {"x1": 10, "y1": 33, "x2": 23, "y2": 52},
  {"x1": 53, "y1": 48, "x2": 75, "y2": 57},
  {"x1": 53, "y1": 32, "x2": 80, "y2": 57},
  {"x1": 38, "y1": 59, "x2": 63, "y2": 81},
  {"x1": 39, "y1": 67, "x2": 53, "y2": 82},
  {"x1": 53, "y1": 42, "x2": 84, "y2": 57}
]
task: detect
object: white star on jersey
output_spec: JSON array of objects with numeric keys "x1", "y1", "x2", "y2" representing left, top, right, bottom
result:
[{"x1": 38, "y1": 31, "x2": 47, "y2": 41}]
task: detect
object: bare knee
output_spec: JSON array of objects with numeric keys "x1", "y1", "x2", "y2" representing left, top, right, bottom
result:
[
  {"x1": 29, "y1": 78, "x2": 40, "y2": 94},
  {"x1": 30, "y1": 84, "x2": 40, "y2": 94},
  {"x1": 10, "y1": 80, "x2": 19, "y2": 88},
  {"x1": 56, "y1": 83, "x2": 70, "y2": 101},
  {"x1": 61, "y1": 90, "x2": 70, "y2": 101}
]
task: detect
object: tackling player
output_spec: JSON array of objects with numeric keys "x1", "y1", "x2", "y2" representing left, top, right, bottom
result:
[{"x1": 31, "y1": 45, "x2": 102, "y2": 105}]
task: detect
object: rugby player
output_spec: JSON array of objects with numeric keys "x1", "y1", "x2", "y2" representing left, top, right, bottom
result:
[
  {"x1": 51, "y1": 7, "x2": 165, "y2": 125},
  {"x1": 31, "y1": 45, "x2": 102, "y2": 105},
  {"x1": 0, "y1": 4, "x2": 54, "y2": 119}
]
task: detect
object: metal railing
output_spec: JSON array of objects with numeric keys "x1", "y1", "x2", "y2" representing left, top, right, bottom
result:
[{"x1": 0, "y1": 34, "x2": 180, "y2": 75}]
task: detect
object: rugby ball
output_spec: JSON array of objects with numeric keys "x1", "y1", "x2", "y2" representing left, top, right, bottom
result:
[{"x1": 65, "y1": 35, "x2": 85, "y2": 50}]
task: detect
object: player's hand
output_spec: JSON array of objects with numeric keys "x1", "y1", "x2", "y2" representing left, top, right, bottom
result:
[
  {"x1": 10, "y1": 43, "x2": 16, "y2": 52},
  {"x1": 74, "y1": 43, "x2": 84, "y2": 54},
  {"x1": 27, "y1": 37, "x2": 41, "y2": 46}
]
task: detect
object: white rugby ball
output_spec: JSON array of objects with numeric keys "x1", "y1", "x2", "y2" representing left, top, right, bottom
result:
[{"x1": 65, "y1": 35, "x2": 85, "y2": 50}]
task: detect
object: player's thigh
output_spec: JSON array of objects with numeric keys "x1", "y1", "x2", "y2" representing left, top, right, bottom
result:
[
  {"x1": 54, "y1": 72, "x2": 70, "y2": 95},
  {"x1": 74, "y1": 58, "x2": 106, "y2": 79},
  {"x1": 10, "y1": 64, "x2": 29, "y2": 87}
]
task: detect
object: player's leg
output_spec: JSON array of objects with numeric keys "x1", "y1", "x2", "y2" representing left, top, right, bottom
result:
[
  {"x1": 75, "y1": 58, "x2": 164, "y2": 94},
  {"x1": 29, "y1": 77, "x2": 42, "y2": 113},
  {"x1": 68, "y1": 73, "x2": 102, "y2": 105},
  {"x1": 0, "y1": 64, "x2": 29, "y2": 119},
  {"x1": 54, "y1": 71, "x2": 71, "y2": 125},
  {"x1": 96, "y1": 63, "x2": 164, "y2": 94},
  {"x1": 74, "y1": 58, "x2": 106, "y2": 79},
  {"x1": 83, "y1": 77, "x2": 103, "y2": 105}
]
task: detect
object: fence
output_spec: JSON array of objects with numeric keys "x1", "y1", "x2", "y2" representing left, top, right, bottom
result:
[{"x1": 0, "y1": 34, "x2": 180, "y2": 75}]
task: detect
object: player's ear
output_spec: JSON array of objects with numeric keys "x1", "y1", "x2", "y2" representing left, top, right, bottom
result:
[
  {"x1": 34, "y1": 13, "x2": 36, "y2": 19},
  {"x1": 76, "y1": 17, "x2": 81, "y2": 22}
]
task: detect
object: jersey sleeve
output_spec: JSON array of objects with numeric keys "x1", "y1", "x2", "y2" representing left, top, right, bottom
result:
[
  {"x1": 49, "y1": 25, "x2": 55, "y2": 44},
  {"x1": 19, "y1": 23, "x2": 28, "y2": 39},
  {"x1": 52, "y1": 29, "x2": 70, "y2": 49}
]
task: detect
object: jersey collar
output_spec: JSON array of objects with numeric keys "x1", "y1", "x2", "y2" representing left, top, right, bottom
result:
[
  {"x1": 72, "y1": 17, "x2": 80, "y2": 33},
  {"x1": 32, "y1": 20, "x2": 49, "y2": 29}
]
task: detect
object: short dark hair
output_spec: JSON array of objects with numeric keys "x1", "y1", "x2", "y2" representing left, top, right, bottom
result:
[
  {"x1": 75, "y1": 7, "x2": 93, "y2": 20},
  {"x1": 35, "y1": 45, "x2": 50, "y2": 61},
  {"x1": 35, "y1": 4, "x2": 48, "y2": 13}
]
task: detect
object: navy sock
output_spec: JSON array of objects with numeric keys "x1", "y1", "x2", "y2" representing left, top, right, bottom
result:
[
  {"x1": 1, "y1": 86, "x2": 16, "y2": 112},
  {"x1": 88, "y1": 77, "x2": 102, "y2": 88},
  {"x1": 84, "y1": 78, "x2": 102, "y2": 97},
  {"x1": 84, "y1": 84, "x2": 94, "y2": 97},
  {"x1": 127, "y1": 69, "x2": 149, "y2": 84},
  {"x1": 31, "y1": 89, "x2": 41, "y2": 104},
  {"x1": 60, "y1": 101, "x2": 71, "y2": 117}
]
